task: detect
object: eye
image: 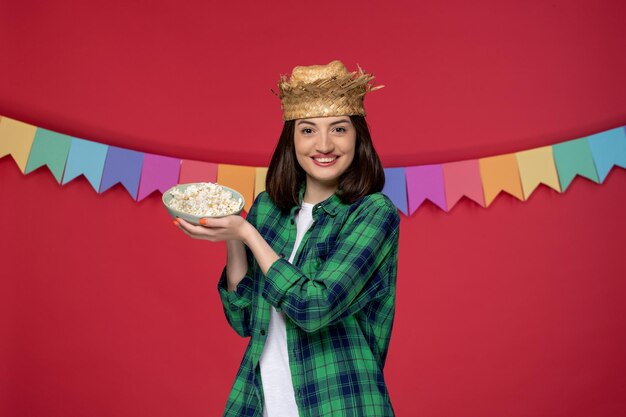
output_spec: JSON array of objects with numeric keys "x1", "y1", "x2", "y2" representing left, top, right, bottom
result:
[
  {"x1": 301, "y1": 128, "x2": 314, "y2": 135},
  {"x1": 333, "y1": 126, "x2": 347, "y2": 133}
]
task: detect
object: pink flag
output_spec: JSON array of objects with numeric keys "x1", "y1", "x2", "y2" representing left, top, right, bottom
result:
[
  {"x1": 179, "y1": 159, "x2": 218, "y2": 184},
  {"x1": 137, "y1": 154, "x2": 181, "y2": 201},
  {"x1": 406, "y1": 164, "x2": 446, "y2": 214},
  {"x1": 442, "y1": 160, "x2": 485, "y2": 209}
]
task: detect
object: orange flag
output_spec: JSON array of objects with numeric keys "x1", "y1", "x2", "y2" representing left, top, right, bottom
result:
[
  {"x1": 217, "y1": 164, "x2": 256, "y2": 213},
  {"x1": 479, "y1": 154, "x2": 524, "y2": 206}
]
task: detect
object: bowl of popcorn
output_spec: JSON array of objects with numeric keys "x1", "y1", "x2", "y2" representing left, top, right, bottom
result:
[{"x1": 162, "y1": 182, "x2": 245, "y2": 225}]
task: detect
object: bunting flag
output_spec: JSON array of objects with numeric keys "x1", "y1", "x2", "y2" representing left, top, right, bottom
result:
[
  {"x1": 382, "y1": 168, "x2": 408, "y2": 215},
  {"x1": 0, "y1": 114, "x2": 625, "y2": 216},
  {"x1": 62, "y1": 138, "x2": 108, "y2": 191},
  {"x1": 99, "y1": 147, "x2": 144, "y2": 200},
  {"x1": 586, "y1": 127, "x2": 626, "y2": 182},
  {"x1": 515, "y1": 146, "x2": 561, "y2": 199},
  {"x1": 254, "y1": 167, "x2": 268, "y2": 200},
  {"x1": 479, "y1": 154, "x2": 524, "y2": 206},
  {"x1": 552, "y1": 138, "x2": 599, "y2": 191},
  {"x1": 217, "y1": 164, "x2": 256, "y2": 213},
  {"x1": 137, "y1": 154, "x2": 181, "y2": 201},
  {"x1": 405, "y1": 164, "x2": 446, "y2": 214},
  {"x1": 179, "y1": 159, "x2": 218, "y2": 184},
  {"x1": 0, "y1": 117, "x2": 37, "y2": 173},
  {"x1": 442, "y1": 160, "x2": 485, "y2": 210},
  {"x1": 24, "y1": 128, "x2": 73, "y2": 183}
]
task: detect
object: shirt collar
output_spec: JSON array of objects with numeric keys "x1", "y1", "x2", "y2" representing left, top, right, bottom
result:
[{"x1": 291, "y1": 182, "x2": 345, "y2": 217}]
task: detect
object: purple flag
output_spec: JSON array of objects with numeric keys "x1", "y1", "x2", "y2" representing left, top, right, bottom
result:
[
  {"x1": 99, "y1": 147, "x2": 144, "y2": 200},
  {"x1": 137, "y1": 154, "x2": 181, "y2": 201},
  {"x1": 382, "y1": 168, "x2": 408, "y2": 215},
  {"x1": 406, "y1": 164, "x2": 447, "y2": 214}
]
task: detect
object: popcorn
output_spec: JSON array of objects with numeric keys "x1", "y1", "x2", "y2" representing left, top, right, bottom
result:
[{"x1": 167, "y1": 183, "x2": 243, "y2": 217}]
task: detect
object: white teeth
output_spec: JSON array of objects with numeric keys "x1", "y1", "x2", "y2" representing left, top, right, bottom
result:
[{"x1": 314, "y1": 157, "x2": 337, "y2": 163}]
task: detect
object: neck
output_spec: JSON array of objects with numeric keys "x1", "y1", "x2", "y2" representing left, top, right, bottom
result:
[{"x1": 303, "y1": 179, "x2": 338, "y2": 205}]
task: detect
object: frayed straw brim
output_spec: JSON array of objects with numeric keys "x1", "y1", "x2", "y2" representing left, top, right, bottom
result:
[{"x1": 273, "y1": 62, "x2": 383, "y2": 121}]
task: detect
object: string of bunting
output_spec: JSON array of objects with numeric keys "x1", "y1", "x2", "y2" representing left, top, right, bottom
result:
[{"x1": 1, "y1": 114, "x2": 625, "y2": 215}]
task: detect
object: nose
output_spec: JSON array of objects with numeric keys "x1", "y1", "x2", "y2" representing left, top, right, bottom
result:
[{"x1": 316, "y1": 131, "x2": 335, "y2": 154}]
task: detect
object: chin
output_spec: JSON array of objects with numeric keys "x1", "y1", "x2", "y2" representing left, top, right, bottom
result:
[{"x1": 307, "y1": 169, "x2": 347, "y2": 185}]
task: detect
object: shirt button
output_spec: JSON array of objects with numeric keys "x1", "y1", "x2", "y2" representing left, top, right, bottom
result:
[
  {"x1": 279, "y1": 253, "x2": 285, "y2": 258},
  {"x1": 290, "y1": 219, "x2": 295, "y2": 225},
  {"x1": 260, "y1": 329, "x2": 266, "y2": 336}
]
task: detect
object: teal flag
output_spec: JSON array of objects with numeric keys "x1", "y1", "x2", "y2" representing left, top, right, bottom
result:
[
  {"x1": 24, "y1": 128, "x2": 72, "y2": 183},
  {"x1": 552, "y1": 137, "x2": 599, "y2": 191}
]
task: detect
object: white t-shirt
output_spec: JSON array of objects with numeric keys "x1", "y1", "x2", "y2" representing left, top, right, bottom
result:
[{"x1": 260, "y1": 202, "x2": 314, "y2": 417}]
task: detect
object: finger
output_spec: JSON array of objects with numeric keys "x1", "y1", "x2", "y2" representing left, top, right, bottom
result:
[
  {"x1": 176, "y1": 218, "x2": 220, "y2": 239},
  {"x1": 175, "y1": 220, "x2": 208, "y2": 240},
  {"x1": 176, "y1": 217, "x2": 192, "y2": 227},
  {"x1": 172, "y1": 219, "x2": 191, "y2": 234},
  {"x1": 199, "y1": 217, "x2": 229, "y2": 228},
  {"x1": 177, "y1": 218, "x2": 204, "y2": 233}
]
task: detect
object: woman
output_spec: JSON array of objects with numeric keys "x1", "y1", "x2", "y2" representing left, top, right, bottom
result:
[{"x1": 175, "y1": 60, "x2": 400, "y2": 417}]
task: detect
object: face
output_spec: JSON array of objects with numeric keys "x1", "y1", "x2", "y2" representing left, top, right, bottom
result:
[{"x1": 294, "y1": 116, "x2": 357, "y2": 190}]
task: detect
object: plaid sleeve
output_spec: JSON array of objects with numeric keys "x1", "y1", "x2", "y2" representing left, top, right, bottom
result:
[
  {"x1": 262, "y1": 194, "x2": 400, "y2": 333},
  {"x1": 216, "y1": 193, "x2": 264, "y2": 338}
]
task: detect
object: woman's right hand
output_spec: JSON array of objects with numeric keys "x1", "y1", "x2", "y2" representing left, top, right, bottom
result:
[{"x1": 173, "y1": 215, "x2": 251, "y2": 242}]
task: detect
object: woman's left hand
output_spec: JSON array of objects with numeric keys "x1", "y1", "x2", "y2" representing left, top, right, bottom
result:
[{"x1": 174, "y1": 216, "x2": 250, "y2": 242}]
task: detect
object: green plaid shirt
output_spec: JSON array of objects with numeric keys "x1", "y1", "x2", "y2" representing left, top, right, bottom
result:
[{"x1": 217, "y1": 184, "x2": 400, "y2": 417}]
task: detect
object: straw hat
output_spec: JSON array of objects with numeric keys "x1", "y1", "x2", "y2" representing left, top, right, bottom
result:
[{"x1": 274, "y1": 60, "x2": 383, "y2": 121}]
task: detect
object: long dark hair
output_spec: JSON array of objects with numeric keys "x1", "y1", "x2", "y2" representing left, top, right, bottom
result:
[{"x1": 265, "y1": 115, "x2": 385, "y2": 211}]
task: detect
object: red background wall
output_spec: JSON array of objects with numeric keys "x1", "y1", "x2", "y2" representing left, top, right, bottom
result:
[{"x1": 1, "y1": 1, "x2": 626, "y2": 416}]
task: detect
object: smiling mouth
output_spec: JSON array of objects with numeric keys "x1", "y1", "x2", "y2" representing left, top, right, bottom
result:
[
  {"x1": 311, "y1": 155, "x2": 340, "y2": 167},
  {"x1": 312, "y1": 156, "x2": 338, "y2": 163}
]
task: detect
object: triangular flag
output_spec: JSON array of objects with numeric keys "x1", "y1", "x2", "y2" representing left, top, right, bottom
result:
[
  {"x1": 179, "y1": 160, "x2": 218, "y2": 184},
  {"x1": 0, "y1": 116, "x2": 37, "y2": 173},
  {"x1": 587, "y1": 127, "x2": 626, "y2": 182},
  {"x1": 62, "y1": 138, "x2": 108, "y2": 191},
  {"x1": 382, "y1": 168, "x2": 408, "y2": 215},
  {"x1": 515, "y1": 146, "x2": 561, "y2": 199},
  {"x1": 405, "y1": 164, "x2": 446, "y2": 214},
  {"x1": 254, "y1": 167, "x2": 268, "y2": 200},
  {"x1": 217, "y1": 164, "x2": 256, "y2": 213},
  {"x1": 552, "y1": 138, "x2": 599, "y2": 191},
  {"x1": 24, "y1": 128, "x2": 72, "y2": 183},
  {"x1": 137, "y1": 154, "x2": 181, "y2": 201},
  {"x1": 479, "y1": 154, "x2": 524, "y2": 206},
  {"x1": 442, "y1": 160, "x2": 485, "y2": 209},
  {"x1": 99, "y1": 147, "x2": 144, "y2": 200}
]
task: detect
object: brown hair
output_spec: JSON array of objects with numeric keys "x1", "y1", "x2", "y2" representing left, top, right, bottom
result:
[{"x1": 265, "y1": 115, "x2": 385, "y2": 211}]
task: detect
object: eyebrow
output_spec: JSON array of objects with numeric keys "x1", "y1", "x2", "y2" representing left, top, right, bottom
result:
[{"x1": 296, "y1": 119, "x2": 351, "y2": 127}]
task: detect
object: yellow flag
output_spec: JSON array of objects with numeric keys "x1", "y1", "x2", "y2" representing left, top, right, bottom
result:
[
  {"x1": 479, "y1": 153, "x2": 524, "y2": 206},
  {"x1": 516, "y1": 146, "x2": 562, "y2": 199},
  {"x1": 254, "y1": 167, "x2": 268, "y2": 201},
  {"x1": 217, "y1": 164, "x2": 256, "y2": 213},
  {"x1": 0, "y1": 116, "x2": 38, "y2": 173}
]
